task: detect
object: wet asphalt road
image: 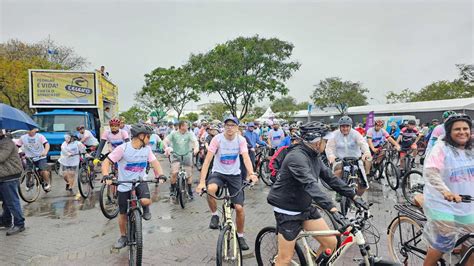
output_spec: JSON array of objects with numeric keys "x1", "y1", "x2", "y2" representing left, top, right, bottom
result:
[{"x1": 0, "y1": 155, "x2": 417, "y2": 265}]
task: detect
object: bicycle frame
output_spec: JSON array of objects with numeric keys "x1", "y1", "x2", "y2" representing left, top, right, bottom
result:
[
  {"x1": 221, "y1": 187, "x2": 239, "y2": 261},
  {"x1": 297, "y1": 229, "x2": 371, "y2": 266}
]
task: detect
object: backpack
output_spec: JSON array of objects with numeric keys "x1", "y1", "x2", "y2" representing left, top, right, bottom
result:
[{"x1": 268, "y1": 145, "x2": 290, "y2": 179}]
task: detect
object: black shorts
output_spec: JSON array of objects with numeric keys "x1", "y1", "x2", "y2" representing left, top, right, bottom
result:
[
  {"x1": 206, "y1": 172, "x2": 244, "y2": 206},
  {"x1": 274, "y1": 206, "x2": 322, "y2": 241},
  {"x1": 26, "y1": 158, "x2": 48, "y2": 171},
  {"x1": 118, "y1": 183, "x2": 150, "y2": 214}
]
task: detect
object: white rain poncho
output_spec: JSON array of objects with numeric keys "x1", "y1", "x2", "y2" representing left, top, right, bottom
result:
[{"x1": 422, "y1": 140, "x2": 474, "y2": 253}]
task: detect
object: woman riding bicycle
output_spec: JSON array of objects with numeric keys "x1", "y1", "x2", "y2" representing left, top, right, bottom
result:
[{"x1": 422, "y1": 113, "x2": 473, "y2": 266}]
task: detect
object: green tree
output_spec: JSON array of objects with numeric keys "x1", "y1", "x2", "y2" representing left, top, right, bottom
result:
[
  {"x1": 296, "y1": 101, "x2": 310, "y2": 110},
  {"x1": 311, "y1": 77, "x2": 368, "y2": 115},
  {"x1": 187, "y1": 35, "x2": 300, "y2": 120},
  {"x1": 200, "y1": 103, "x2": 230, "y2": 121},
  {"x1": 140, "y1": 66, "x2": 200, "y2": 120},
  {"x1": 186, "y1": 112, "x2": 199, "y2": 122},
  {"x1": 135, "y1": 90, "x2": 169, "y2": 121},
  {"x1": 271, "y1": 96, "x2": 297, "y2": 113},
  {"x1": 385, "y1": 88, "x2": 417, "y2": 104},
  {"x1": 120, "y1": 105, "x2": 148, "y2": 124}
]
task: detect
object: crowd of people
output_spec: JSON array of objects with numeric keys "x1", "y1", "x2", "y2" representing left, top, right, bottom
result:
[{"x1": 0, "y1": 110, "x2": 472, "y2": 266}]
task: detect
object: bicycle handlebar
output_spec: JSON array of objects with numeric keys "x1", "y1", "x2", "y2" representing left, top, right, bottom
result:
[
  {"x1": 200, "y1": 180, "x2": 253, "y2": 200},
  {"x1": 460, "y1": 194, "x2": 473, "y2": 203}
]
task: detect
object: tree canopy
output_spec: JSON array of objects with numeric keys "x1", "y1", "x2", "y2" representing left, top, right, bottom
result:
[
  {"x1": 119, "y1": 105, "x2": 148, "y2": 124},
  {"x1": 187, "y1": 35, "x2": 300, "y2": 120}
]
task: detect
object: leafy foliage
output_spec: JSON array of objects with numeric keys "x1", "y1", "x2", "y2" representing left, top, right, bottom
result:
[
  {"x1": 119, "y1": 105, "x2": 148, "y2": 124},
  {"x1": 385, "y1": 89, "x2": 417, "y2": 104},
  {"x1": 311, "y1": 77, "x2": 368, "y2": 115},
  {"x1": 187, "y1": 35, "x2": 300, "y2": 120},
  {"x1": 184, "y1": 112, "x2": 199, "y2": 122},
  {"x1": 200, "y1": 103, "x2": 230, "y2": 121}
]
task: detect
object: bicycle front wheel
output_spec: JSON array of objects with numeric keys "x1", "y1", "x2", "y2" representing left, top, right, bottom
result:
[
  {"x1": 177, "y1": 176, "x2": 186, "y2": 209},
  {"x1": 217, "y1": 225, "x2": 242, "y2": 266},
  {"x1": 340, "y1": 195, "x2": 352, "y2": 217},
  {"x1": 387, "y1": 215, "x2": 426, "y2": 265},
  {"x1": 255, "y1": 226, "x2": 306, "y2": 266},
  {"x1": 259, "y1": 159, "x2": 273, "y2": 186},
  {"x1": 99, "y1": 183, "x2": 119, "y2": 219},
  {"x1": 384, "y1": 161, "x2": 400, "y2": 190},
  {"x1": 401, "y1": 170, "x2": 424, "y2": 206},
  {"x1": 18, "y1": 171, "x2": 41, "y2": 203},
  {"x1": 78, "y1": 166, "x2": 91, "y2": 198},
  {"x1": 129, "y1": 209, "x2": 143, "y2": 266}
]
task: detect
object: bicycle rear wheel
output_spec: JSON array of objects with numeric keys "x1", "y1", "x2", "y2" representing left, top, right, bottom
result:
[
  {"x1": 18, "y1": 171, "x2": 41, "y2": 203},
  {"x1": 340, "y1": 195, "x2": 352, "y2": 217},
  {"x1": 217, "y1": 225, "x2": 242, "y2": 266},
  {"x1": 401, "y1": 170, "x2": 424, "y2": 206},
  {"x1": 99, "y1": 183, "x2": 119, "y2": 219},
  {"x1": 259, "y1": 159, "x2": 273, "y2": 186},
  {"x1": 387, "y1": 215, "x2": 426, "y2": 265},
  {"x1": 384, "y1": 161, "x2": 400, "y2": 190},
  {"x1": 129, "y1": 209, "x2": 143, "y2": 266},
  {"x1": 177, "y1": 176, "x2": 186, "y2": 209},
  {"x1": 78, "y1": 166, "x2": 91, "y2": 198},
  {"x1": 255, "y1": 226, "x2": 306, "y2": 266}
]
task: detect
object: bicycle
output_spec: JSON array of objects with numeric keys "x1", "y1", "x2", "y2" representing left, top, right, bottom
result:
[
  {"x1": 400, "y1": 170, "x2": 424, "y2": 206},
  {"x1": 171, "y1": 151, "x2": 192, "y2": 209},
  {"x1": 98, "y1": 153, "x2": 120, "y2": 219},
  {"x1": 387, "y1": 195, "x2": 473, "y2": 265},
  {"x1": 399, "y1": 148, "x2": 417, "y2": 175},
  {"x1": 18, "y1": 155, "x2": 52, "y2": 203},
  {"x1": 195, "y1": 140, "x2": 206, "y2": 171},
  {"x1": 255, "y1": 205, "x2": 400, "y2": 265},
  {"x1": 109, "y1": 176, "x2": 165, "y2": 266},
  {"x1": 201, "y1": 180, "x2": 252, "y2": 266},
  {"x1": 77, "y1": 152, "x2": 97, "y2": 199},
  {"x1": 369, "y1": 145, "x2": 401, "y2": 190},
  {"x1": 256, "y1": 146, "x2": 272, "y2": 186},
  {"x1": 338, "y1": 157, "x2": 364, "y2": 216}
]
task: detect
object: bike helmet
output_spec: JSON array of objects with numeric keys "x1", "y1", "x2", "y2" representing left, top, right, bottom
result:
[
  {"x1": 290, "y1": 131, "x2": 301, "y2": 141},
  {"x1": 109, "y1": 118, "x2": 121, "y2": 126},
  {"x1": 338, "y1": 116, "x2": 353, "y2": 126},
  {"x1": 431, "y1": 118, "x2": 439, "y2": 123},
  {"x1": 300, "y1": 121, "x2": 328, "y2": 142},
  {"x1": 444, "y1": 113, "x2": 472, "y2": 131},
  {"x1": 130, "y1": 123, "x2": 154, "y2": 137},
  {"x1": 329, "y1": 123, "x2": 339, "y2": 131},
  {"x1": 76, "y1": 125, "x2": 85, "y2": 130},
  {"x1": 290, "y1": 124, "x2": 298, "y2": 130},
  {"x1": 64, "y1": 131, "x2": 78, "y2": 141},
  {"x1": 407, "y1": 120, "x2": 416, "y2": 125},
  {"x1": 375, "y1": 120, "x2": 384, "y2": 126},
  {"x1": 442, "y1": 110, "x2": 456, "y2": 119}
]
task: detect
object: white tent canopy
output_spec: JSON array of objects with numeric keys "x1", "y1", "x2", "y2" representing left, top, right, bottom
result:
[{"x1": 256, "y1": 107, "x2": 276, "y2": 122}]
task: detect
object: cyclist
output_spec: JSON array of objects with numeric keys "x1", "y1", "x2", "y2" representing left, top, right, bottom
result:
[
  {"x1": 422, "y1": 114, "x2": 473, "y2": 266},
  {"x1": 366, "y1": 120, "x2": 401, "y2": 164},
  {"x1": 17, "y1": 128, "x2": 51, "y2": 192},
  {"x1": 387, "y1": 121, "x2": 400, "y2": 139},
  {"x1": 148, "y1": 128, "x2": 162, "y2": 154},
  {"x1": 119, "y1": 117, "x2": 132, "y2": 137},
  {"x1": 397, "y1": 120, "x2": 422, "y2": 175},
  {"x1": 244, "y1": 122, "x2": 267, "y2": 168},
  {"x1": 267, "y1": 121, "x2": 368, "y2": 264},
  {"x1": 158, "y1": 122, "x2": 168, "y2": 139},
  {"x1": 76, "y1": 125, "x2": 99, "y2": 151},
  {"x1": 278, "y1": 124, "x2": 299, "y2": 149},
  {"x1": 196, "y1": 116, "x2": 258, "y2": 251},
  {"x1": 325, "y1": 116, "x2": 372, "y2": 195},
  {"x1": 355, "y1": 123, "x2": 366, "y2": 136},
  {"x1": 102, "y1": 123, "x2": 166, "y2": 249},
  {"x1": 426, "y1": 111, "x2": 456, "y2": 155},
  {"x1": 95, "y1": 118, "x2": 130, "y2": 160},
  {"x1": 268, "y1": 121, "x2": 285, "y2": 156},
  {"x1": 59, "y1": 132, "x2": 86, "y2": 194},
  {"x1": 164, "y1": 121, "x2": 198, "y2": 200}
]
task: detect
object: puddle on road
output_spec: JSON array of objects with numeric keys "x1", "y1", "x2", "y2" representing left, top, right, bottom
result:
[{"x1": 144, "y1": 225, "x2": 173, "y2": 234}]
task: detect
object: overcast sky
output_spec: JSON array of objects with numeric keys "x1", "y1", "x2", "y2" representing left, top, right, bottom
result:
[{"x1": 1, "y1": 0, "x2": 472, "y2": 111}]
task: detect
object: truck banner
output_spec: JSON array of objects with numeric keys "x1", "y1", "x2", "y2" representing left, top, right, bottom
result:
[{"x1": 29, "y1": 70, "x2": 98, "y2": 107}]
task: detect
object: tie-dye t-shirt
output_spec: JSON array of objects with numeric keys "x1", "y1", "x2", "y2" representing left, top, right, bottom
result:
[
  {"x1": 208, "y1": 133, "x2": 248, "y2": 175},
  {"x1": 423, "y1": 141, "x2": 474, "y2": 216},
  {"x1": 101, "y1": 129, "x2": 129, "y2": 152},
  {"x1": 108, "y1": 142, "x2": 156, "y2": 192}
]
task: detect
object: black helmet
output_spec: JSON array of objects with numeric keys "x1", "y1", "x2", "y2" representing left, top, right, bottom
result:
[
  {"x1": 408, "y1": 120, "x2": 416, "y2": 125},
  {"x1": 65, "y1": 131, "x2": 78, "y2": 141},
  {"x1": 290, "y1": 131, "x2": 301, "y2": 141},
  {"x1": 444, "y1": 113, "x2": 472, "y2": 132},
  {"x1": 338, "y1": 116, "x2": 353, "y2": 126},
  {"x1": 300, "y1": 121, "x2": 328, "y2": 142},
  {"x1": 130, "y1": 123, "x2": 154, "y2": 137},
  {"x1": 329, "y1": 123, "x2": 339, "y2": 131}
]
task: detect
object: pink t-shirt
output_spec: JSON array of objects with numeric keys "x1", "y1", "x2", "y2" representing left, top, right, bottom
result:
[
  {"x1": 101, "y1": 129, "x2": 129, "y2": 151},
  {"x1": 108, "y1": 142, "x2": 156, "y2": 192},
  {"x1": 208, "y1": 133, "x2": 248, "y2": 175}
]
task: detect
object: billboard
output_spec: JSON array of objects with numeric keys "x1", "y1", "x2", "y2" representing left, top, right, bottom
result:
[{"x1": 29, "y1": 70, "x2": 98, "y2": 108}]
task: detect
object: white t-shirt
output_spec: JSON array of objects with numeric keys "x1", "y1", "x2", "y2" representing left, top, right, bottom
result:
[
  {"x1": 208, "y1": 133, "x2": 248, "y2": 176},
  {"x1": 59, "y1": 141, "x2": 86, "y2": 167},
  {"x1": 78, "y1": 130, "x2": 99, "y2": 147},
  {"x1": 148, "y1": 134, "x2": 161, "y2": 151},
  {"x1": 18, "y1": 133, "x2": 48, "y2": 158},
  {"x1": 366, "y1": 128, "x2": 390, "y2": 147},
  {"x1": 108, "y1": 143, "x2": 157, "y2": 192},
  {"x1": 101, "y1": 129, "x2": 129, "y2": 151},
  {"x1": 268, "y1": 128, "x2": 285, "y2": 147}
]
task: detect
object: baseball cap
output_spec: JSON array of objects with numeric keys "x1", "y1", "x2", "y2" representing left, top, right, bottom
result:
[{"x1": 224, "y1": 116, "x2": 239, "y2": 125}]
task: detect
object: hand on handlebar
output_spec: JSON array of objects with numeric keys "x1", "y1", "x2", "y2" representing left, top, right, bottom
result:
[
  {"x1": 155, "y1": 175, "x2": 167, "y2": 183},
  {"x1": 196, "y1": 181, "x2": 206, "y2": 194},
  {"x1": 331, "y1": 210, "x2": 349, "y2": 227},
  {"x1": 442, "y1": 191, "x2": 463, "y2": 203},
  {"x1": 102, "y1": 175, "x2": 114, "y2": 185},
  {"x1": 247, "y1": 173, "x2": 258, "y2": 184}
]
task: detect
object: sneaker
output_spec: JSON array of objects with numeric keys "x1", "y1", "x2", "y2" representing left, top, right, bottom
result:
[
  {"x1": 209, "y1": 215, "x2": 219, "y2": 229},
  {"x1": 6, "y1": 225, "x2": 25, "y2": 236},
  {"x1": 238, "y1": 237, "x2": 250, "y2": 251},
  {"x1": 142, "y1": 206, "x2": 151, "y2": 221},
  {"x1": 113, "y1": 236, "x2": 127, "y2": 249},
  {"x1": 43, "y1": 183, "x2": 51, "y2": 192},
  {"x1": 0, "y1": 221, "x2": 12, "y2": 229}
]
